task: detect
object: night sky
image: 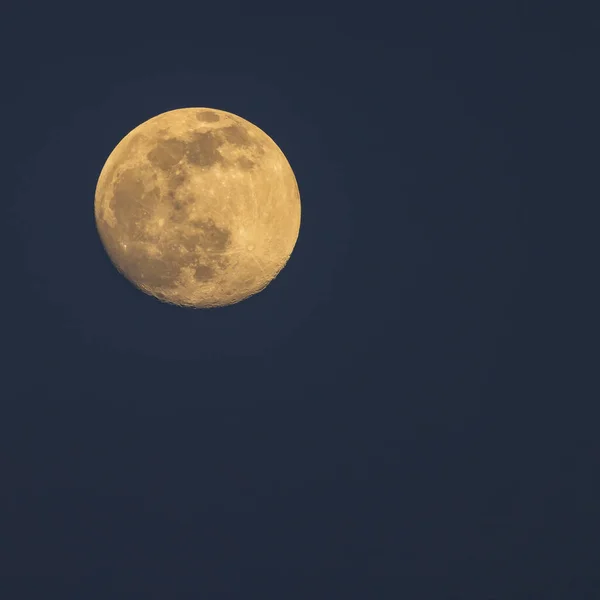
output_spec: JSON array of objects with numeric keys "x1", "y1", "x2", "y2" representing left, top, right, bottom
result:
[{"x1": 4, "y1": 3, "x2": 597, "y2": 597}]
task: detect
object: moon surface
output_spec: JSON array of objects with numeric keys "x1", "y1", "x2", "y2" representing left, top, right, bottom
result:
[{"x1": 94, "y1": 108, "x2": 301, "y2": 308}]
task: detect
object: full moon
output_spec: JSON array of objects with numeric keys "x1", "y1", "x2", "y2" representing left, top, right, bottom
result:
[{"x1": 94, "y1": 108, "x2": 301, "y2": 308}]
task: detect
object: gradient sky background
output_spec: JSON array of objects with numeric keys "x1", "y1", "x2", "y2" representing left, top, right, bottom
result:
[{"x1": 3, "y1": 3, "x2": 597, "y2": 597}]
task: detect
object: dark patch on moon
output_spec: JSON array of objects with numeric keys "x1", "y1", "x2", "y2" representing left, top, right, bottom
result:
[
  {"x1": 110, "y1": 169, "x2": 144, "y2": 213},
  {"x1": 175, "y1": 230, "x2": 201, "y2": 252},
  {"x1": 194, "y1": 264, "x2": 215, "y2": 281},
  {"x1": 190, "y1": 218, "x2": 231, "y2": 253},
  {"x1": 169, "y1": 210, "x2": 186, "y2": 224},
  {"x1": 147, "y1": 138, "x2": 186, "y2": 171},
  {"x1": 168, "y1": 171, "x2": 187, "y2": 191},
  {"x1": 143, "y1": 186, "x2": 161, "y2": 206},
  {"x1": 220, "y1": 125, "x2": 252, "y2": 147},
  {"x1": 110, "y1": 169, "x2": 160, "y2": 238},
  {"x1": 171, "y1": 198, "x2": 185, "y2": 211},
  {"x1": 236, "y1": 156, "x2": 256, "y2": 170},
  {"x1": 169, "y1": 194, "x2": 195, "y2": 223},
  {"x1": 186, "y1": 131, "x2": 223, "y2": 167},
  {"x1": 117, "y1": 245, "x2": 182, "y2": 289},
  {"x1": 145, "y1": 124, "x2": 266, "y2": 175},
  {"x1": 139, "y1": 261, "x2": 180, "y2": 288},
  {"x1": 196, "y1": 110, "x2": 220, "y2": 123}
]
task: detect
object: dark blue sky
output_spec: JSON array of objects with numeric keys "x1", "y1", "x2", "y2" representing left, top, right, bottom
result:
[{"x1": 4, "y1": 3, "x2": 597, "y2": 597}]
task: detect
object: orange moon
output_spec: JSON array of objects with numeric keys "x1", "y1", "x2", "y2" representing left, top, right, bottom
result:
[{"x1": 94, "y1": 108, "x2": 301, "y2": 308}]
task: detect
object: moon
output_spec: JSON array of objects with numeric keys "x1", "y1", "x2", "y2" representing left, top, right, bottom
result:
[{"x1": 94, "y1": 108, "x2": 301, "y2": 308}]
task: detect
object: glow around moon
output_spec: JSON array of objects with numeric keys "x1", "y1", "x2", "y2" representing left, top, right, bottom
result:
[{"x1": 94, "y1": 108, "x2": 301, "y2": 308}]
